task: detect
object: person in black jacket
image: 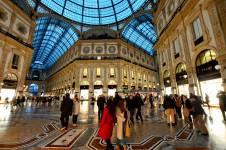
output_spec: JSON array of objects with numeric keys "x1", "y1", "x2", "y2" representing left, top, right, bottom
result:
[
  {"x1": 97, "y1": 95, "x2": 106, "y2": 121},
  {"x1": 127, "y1": 95, "x2": 136, "y2": 124},
  {"x1": 113, "y1": 92, "x2": 122, "y2": 107},
  {"x1": 60, "y1": 93, "x2": 74, "y2": 130},
  {"x1": 163, "y1": 95, "x2": 176, "y2": 126},
  {"x1": 135, "y1": 93, "x2": 144, "y2": 122}
]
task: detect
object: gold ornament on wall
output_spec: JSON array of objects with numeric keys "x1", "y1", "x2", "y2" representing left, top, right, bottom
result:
[
  {"x1": 83, "y1": 47, "x2": 90, "y2": 54},
  {"x1": 109, "y1": 46, "x2": 116, "y2": 53},
  {"x1": 95, "y1": 46, "x2": 103, "y2": 53}
]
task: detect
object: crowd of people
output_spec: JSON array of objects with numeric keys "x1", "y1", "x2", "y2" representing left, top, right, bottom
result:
[{"x1": 1, "y1": 89, "x2": 225, "y2": 150}]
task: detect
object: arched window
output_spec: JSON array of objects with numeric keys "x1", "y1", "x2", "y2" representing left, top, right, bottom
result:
[
  {"x1": 164, "y1": 70, "x2": 170, "y2": 78},
  {"x1": 196, "y1": 50, "x2": 216, "y2": 67},
  {"x1": 176, "y1": 63, "x2": 186, "y2": 74}
]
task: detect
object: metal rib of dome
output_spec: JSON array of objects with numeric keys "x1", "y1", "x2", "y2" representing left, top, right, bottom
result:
[
  {"x1": 40, "y1": 0, "x2": 148, "y2": 25},
  {"x1": 30, "y1": 17, "x2": 79, "y2": 70},
  {"x1": 121, "y1": 14, "x2": 157, "y2": 56}
]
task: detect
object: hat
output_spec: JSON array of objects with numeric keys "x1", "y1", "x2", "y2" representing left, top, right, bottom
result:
[{"x1": 190, "y1": 93, "x2": 198, "y2": 100}]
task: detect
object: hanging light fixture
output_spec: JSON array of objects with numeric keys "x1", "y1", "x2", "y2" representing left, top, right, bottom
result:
[{"x1": 183, "y1": 74, "x2": 188, "y2": 79}]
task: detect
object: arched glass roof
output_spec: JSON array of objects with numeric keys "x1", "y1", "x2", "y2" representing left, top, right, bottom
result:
[
  {"x1": 30, "y1": 17, "x2": 79, "y2": 70},
  {"x1": 121, "y1": 14, "x2": 157, "y2": 56},
  {"x1": 40, "y1": 0, "x2": 148, "y2": 25}
]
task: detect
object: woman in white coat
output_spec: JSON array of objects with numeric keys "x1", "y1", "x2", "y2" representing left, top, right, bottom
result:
[
  {"x1": 115, "y1": 99, "x2": 129, "y2": 150},
  {"x1": 72, "y1": 95, "x2": 80, "y2": 127}
]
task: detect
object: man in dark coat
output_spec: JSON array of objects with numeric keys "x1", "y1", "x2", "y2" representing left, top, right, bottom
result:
[
  {"x1": 60, "y1": 93, "x2": 74, "y2": 130},
  {"x1": 135, "y1": 93, "x2": 144, "y2": 122},
  {"x1": 113, "y1": 92, "x2": 122, "y2": 107},
  {"x1": 127, "y1": 95, "x2": 136, "y2": 124},
  {"x1": 97, "y1": 95, "x2": 106, "y2": 121}
]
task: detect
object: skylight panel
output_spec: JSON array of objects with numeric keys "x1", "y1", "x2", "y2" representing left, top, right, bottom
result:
[
  {"x1": 84, "y1": 0, "x2": 98, "y2": 8},
  {"x1": 99, "y1": 0, "x2": 112, "y2": 8}
]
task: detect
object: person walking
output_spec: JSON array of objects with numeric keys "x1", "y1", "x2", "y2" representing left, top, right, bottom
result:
[
  {"x1": 143, "y1": 95, "x2": 150, "y2": 118},
  {"x1": 217, "y1": 91, "x2": 226, "y2": 122},
  {"x1": 90, "y1": 94, "x2": 96, "y2": 115},
  {"x1": 97, "y1": 95, "x2": 106, "y2": 121},
  {"x1": 158, "y1": 96, "x2": 164, "y2": 110},
  {"x1": 190, "y1": 93, "x2": 208, "y2": 135},
  {"x1": 21, "y1": 95, "x2": 25, "y2": 108},
  {"x1": 42, "y1": 97, "x2": 47, "y2": 109},
  {"x1": 205, "y1": 93, "x2": 210, "y2": 109},
  {"x1": 72, "y1": 95, "x2": 80, "y2": 127},
  {"x1": 135, "y1": 93, "x2": 144, "y2": 122},
  {"x1": 113, "y1": 92, "x2": 122, "y2": 107},
  {"x1": 149, "y1": 94, "x2": 155, "y2": 110},
  {"x1": 98, "y1": 99, "x2": 116, "y2": 150},
  {"x1": 60, "y1": 93, "x2": 74, "y2": 131},
  {"x1": 183, "y1": 95, "x2": 193, "y2": 124},
  {"x1": 163, "y1": 95, "x2": 176, "y2": 126},
  {"x1": 16, "y1": 96, "x2": 21, "y2": 108},
  {"x1": 175, "y1": 94, "x2": 182, "y2": 119},
  {"x1": 48, "y1": 96, "x2": 53, "y2": 108},
  {"x1": 115, "y1": 99, "x2": 130, "y2": 150},
  {"x1": 127, "y1": 95, "x2": 136, "y2": 124}
]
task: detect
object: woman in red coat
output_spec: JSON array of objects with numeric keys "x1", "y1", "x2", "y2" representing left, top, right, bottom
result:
[{"x1": 98, "y1": 99, "x2": 116, "y2": 150}]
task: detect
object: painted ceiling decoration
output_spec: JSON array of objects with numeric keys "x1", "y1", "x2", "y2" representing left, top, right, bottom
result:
[{"x1": 30, "y1": 17, "x2": 79, "y2": 70}]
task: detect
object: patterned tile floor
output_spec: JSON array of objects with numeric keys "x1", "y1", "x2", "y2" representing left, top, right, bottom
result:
[{"x1": 0, "y1": 101, "x2": 225, "y2": 150}]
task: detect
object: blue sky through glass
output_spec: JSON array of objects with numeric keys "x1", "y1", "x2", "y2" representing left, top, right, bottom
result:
[
  {"x1": 40, "y1": 0, "x2": 148, "y2": 25},
  {"x1": 30, "y1": 17, "x2": 79, "y2": 70},
  {"x1": 121, "y1": 14, "x2": 157, "y2": 56}
]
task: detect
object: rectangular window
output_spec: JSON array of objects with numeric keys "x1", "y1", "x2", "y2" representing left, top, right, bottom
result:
[
  {"x1": 162, "y1": 51, "x2": 166, "y2": 66},
  {"x1": 192, "y1": 17, "x2": 203, "y2": 40},
  {"x1": 96, "y1": 68, "x2": 101, "y2": 76},
  {"x1": 83, "y1": 68, "x2": 87, "y2": 77},
  {"x1": 173, "y1": 39, "x2": 179, "y2": 54},
  {"x1": 12, "y1": 54, "x2": 19, "y2": 69},
  {"x1": 144, "y1": 74, "x2": 146, "y2": 81},
  {"x1": 131, "y1": 71, "x2": 134, "y2": 79},
  {"x1": 123, "y1": 69, "x2": 127, "y2": 78},
  {"x1": 110, "y1": 68, "x2": 114, "y2": 77}
]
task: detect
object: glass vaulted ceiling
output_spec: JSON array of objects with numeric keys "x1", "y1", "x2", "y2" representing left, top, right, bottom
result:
[
  {"x1": 40, "y1": 0, "x2": 148, "y2": 25},
  {"x1": 121, "y1": 14, "x2": 157, "y2": 56},
  {"x1": 30, "y1": 17, "x2": 79, "y2": 70}
]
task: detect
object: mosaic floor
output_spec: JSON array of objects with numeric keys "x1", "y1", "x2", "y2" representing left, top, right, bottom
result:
[{"x1": 0, "y1": 101, "x2": 225, "y2": 150}]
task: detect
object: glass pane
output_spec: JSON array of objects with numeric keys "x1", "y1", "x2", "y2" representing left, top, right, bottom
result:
[
  {"x1": 84, "y1": 68, "x2": 88, "y2": 76},
  {"x1": 97, "y1": 68, "x2": 101, "y2": 76}
]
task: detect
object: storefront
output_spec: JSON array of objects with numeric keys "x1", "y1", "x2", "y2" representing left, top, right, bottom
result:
[
  {"x1": 108, "y1": 80, "x2": 117, "y2": 97},
  {"x1": 131, "y1": 82, "x2": 135, "y2": 90},
  {"x1": 164, "y1": 70, "x2": 172, "y2": 96},
  {"x1": 175, "y1": 63, "x2": 189, "y2": 97},
  {"x1": 94, "y1": 81, "x2": 103, "y2": 99},
  {"x1": 1, "y1": 73, "x2": 17, "y2": 102},
  {"x1": 80, "y1": 81, "x2": 89, "y2": 100},
  {"x1": 196, "y1": 50, "x2": 223, "y2": 105}
]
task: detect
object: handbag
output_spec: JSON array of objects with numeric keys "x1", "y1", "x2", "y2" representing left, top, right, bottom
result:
[
  {"x1": 183, "y1": 106, "x2": 189, "y2": 117},
  {"x1": 125, "y1": 120, "x2": 130, "y2": 137}
]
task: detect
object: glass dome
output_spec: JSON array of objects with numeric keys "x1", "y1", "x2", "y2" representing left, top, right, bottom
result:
[
  {"x1": 30, "y1": 17, "x2": 79, "y2": 70},
  {"x1": 40, "y1": 0, "x2": 148, "y2": 25},
  {"x1": 121, "y1": 14, "x2": 157, "y2": 56}
]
